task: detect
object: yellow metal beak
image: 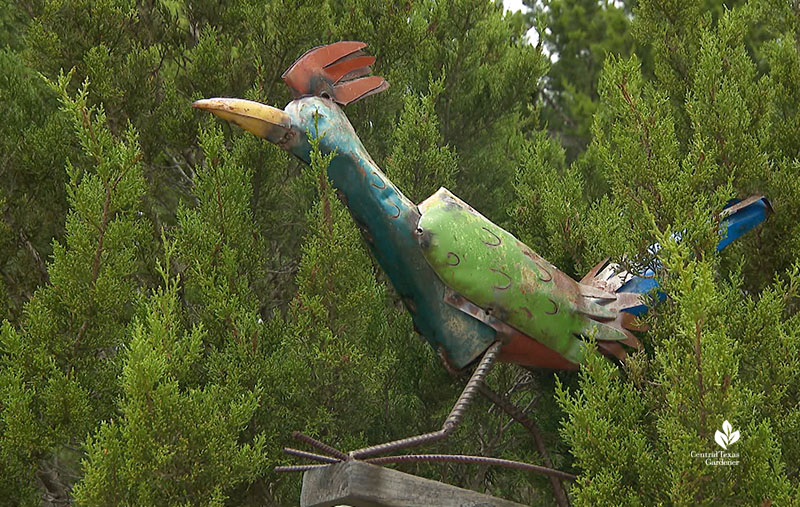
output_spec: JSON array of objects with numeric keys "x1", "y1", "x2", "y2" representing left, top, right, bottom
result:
[{"x1": 192, "y1": 98, "x2": 293, "y2": 146}]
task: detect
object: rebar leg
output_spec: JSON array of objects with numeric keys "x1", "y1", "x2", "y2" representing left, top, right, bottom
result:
[
  {"x1": 274, "y1": 431, "x2": 350, "y2": 472},
  {"x1": 478, "y1": 382, "x2": 571, "y2": 507},
  {"x1": 291, "y1": 430, "x2": 349, "y2": 460},
  {"x1": 348, "y1": 341, "x2": 502, "y2": 460}
]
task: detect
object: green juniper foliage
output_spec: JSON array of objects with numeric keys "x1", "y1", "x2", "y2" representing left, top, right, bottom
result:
[
  {"x1": 74, "y1": 244, "x2": 267, "y2": 505},
  {"x1": 0, "y1": 0, "x2": 799, "y2": 505},
  {"x1": 1, "y1": 72, "x2": 150, "y2": 502},
  {"x1": 528, "y1": 0, "x2": 640, "y2": 160},
  {"x1": 384, "y1": 76, "x2": 458, "y2": 204},
  {"x1": 551, "y1": 1, "x2": 800, "y2": 505}
]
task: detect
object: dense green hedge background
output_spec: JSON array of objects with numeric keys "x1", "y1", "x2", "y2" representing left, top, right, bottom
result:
[{"x1": 1, "y1": 0, "x2": 799, "y2": 504}]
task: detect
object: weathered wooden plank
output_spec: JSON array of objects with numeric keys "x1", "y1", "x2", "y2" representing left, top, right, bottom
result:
[{"x1": 300, "y1": 460, "x2": 525, "y2": 507}]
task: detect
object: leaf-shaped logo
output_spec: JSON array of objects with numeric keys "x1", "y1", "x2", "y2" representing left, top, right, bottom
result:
[
  {"x1": 714, "y1": 429, "x2": 729, "y2": 449},
  {"x1": 714, "y1": 420, "x2": 740, "y2": 450}
]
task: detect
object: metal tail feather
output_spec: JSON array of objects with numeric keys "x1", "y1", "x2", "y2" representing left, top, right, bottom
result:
[
  {"x1": 575, "y1": 195, "x2": 771, "y2": 361},
  {"x1": 584, "y1": 196, "x2": 772, "y2": 317}
]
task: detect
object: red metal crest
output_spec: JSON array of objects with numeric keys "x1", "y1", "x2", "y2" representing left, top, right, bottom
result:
[{"x1": 282, "y1": 41, "x2": 389, "y2": 106}]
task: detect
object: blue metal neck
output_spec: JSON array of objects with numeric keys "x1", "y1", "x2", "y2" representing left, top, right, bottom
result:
[
  {"x1": 325, "y1": 148, "x2": 421, "y2": 306},
  {"x1": 320, "y1": 138, "x2": 497, "y2": 369},
  {"x1": 327, "y1": 149, "x2": 414, "y2": 235}
]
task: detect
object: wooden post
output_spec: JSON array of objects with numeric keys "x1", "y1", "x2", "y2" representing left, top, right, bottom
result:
[{"x1": 300, "y1": 460, "x2": 525, "y2": 507}]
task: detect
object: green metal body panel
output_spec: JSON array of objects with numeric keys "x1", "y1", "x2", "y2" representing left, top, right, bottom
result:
[{"x1": 418, "y1": 188, "x2": 628, "y2": 364}]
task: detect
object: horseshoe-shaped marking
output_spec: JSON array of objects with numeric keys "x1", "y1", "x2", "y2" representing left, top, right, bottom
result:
[
  {"x1": 536, "y1": 264, "x2": 553, "y2": 282},
  {"x1": 482, "y1": 227, "x2": 502, "y2": 247},
  {"x1": 490, "y1": 268, "x2": 512, "y2": 290},
  {"x1": 389, "y1": 203, "x2": 401, "y2": 218},
  {"x1": 446, "y1": 252, "x2": 460, "y2": 266},
  {"x1": 545, "y1": 298, "x2": 558, "y2": 315},
  {"x1": 523, "y1": 250, "x2": 552, "y2": 282},
  {"x1": 370, "y1": 171, "x2": 386, "y2": 189}
]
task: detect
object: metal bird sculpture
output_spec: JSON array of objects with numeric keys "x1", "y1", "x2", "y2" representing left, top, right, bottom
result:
[{"x1": 194, "y1": 42, "x2": 771, "y2": 485}]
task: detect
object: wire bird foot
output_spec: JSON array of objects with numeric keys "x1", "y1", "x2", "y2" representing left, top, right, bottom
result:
[
  {"x1": 275, "y1": 439, "x2": 576, "y2": 481},
  {"x1": 274, "y1": 342, "x2": 576, "y2": 485},
  {"x1": 274, "y1": 431, "x2": 348, "y2": 472},
  {"x1": 276, "y1": 342, "x2": 502, "y2": 474}
]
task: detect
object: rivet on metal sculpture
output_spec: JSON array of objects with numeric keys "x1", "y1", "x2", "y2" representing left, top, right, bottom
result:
[{"x1": 193, "y1": 41, "x2": 772, "y2": 488}]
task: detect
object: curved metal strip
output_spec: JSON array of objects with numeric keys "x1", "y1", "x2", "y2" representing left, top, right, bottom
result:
[
  {"x1": 370, "y1": 171, "x2": 387, "y2": 189},
  {"x1": 536, "y1": 262, "x2": 553, "y2": 282},
  {"x1": 523, "y1": 250, "x2": 552, "y2": 282},
  {"x1": 489, "y1": 268, "x2": 512, "y2": 290},
  {"x1": 446, "y1": 252, "x2": 460, "y2": 266},
  {"x1": 482, "y1": 227, "x2": 502, "y2": 247}
]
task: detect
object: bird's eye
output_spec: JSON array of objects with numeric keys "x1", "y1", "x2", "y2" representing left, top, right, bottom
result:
[{"x1": 320, "y1": 91, "x2": 331, "y2": 100}]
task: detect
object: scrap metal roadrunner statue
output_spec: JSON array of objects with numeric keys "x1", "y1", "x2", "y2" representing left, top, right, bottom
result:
[{"x1": 194, "y1": 42, "x2": 771, "y2": 486}]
